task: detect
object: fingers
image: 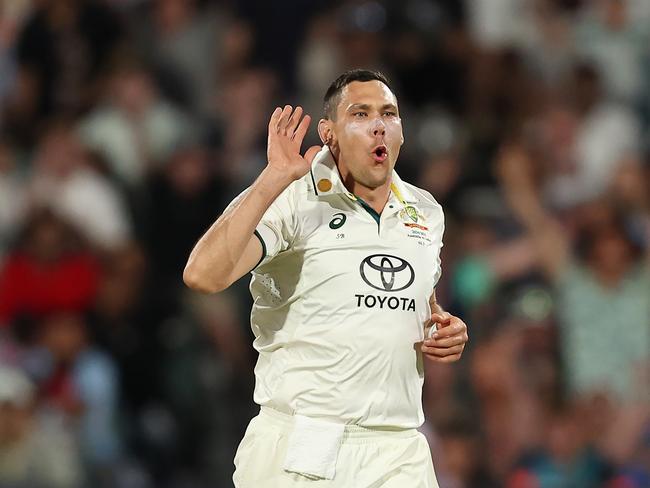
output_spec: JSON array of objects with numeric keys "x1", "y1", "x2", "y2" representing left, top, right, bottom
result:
[
  {"x1": 421, "y1": 343, "x2": 464, "y2": 356},
  {"x1": 428, "y1": 317, "x2": 466, "y2": 339},
  {"x1": 424, "y1": 324, "x2": 437, "y2": 340},
  {"x1": 425, "y1": 333, "x2": 467, "y2": 349},
  {"x1": 277, "y1": 105, "x2": 293, "y2": 133},
  {"x1": 269, "y1": 105, "x2": 314, "y2": 152},
  {"x1": 421, "y1": 342, "x2": 465, "y2": 362},
  {"x1": 293, "y1": 112, "x2": 311, "y2": 144},
  {"x1": 430, "y1": 312, "x2": 451, "y2": 326},
  {"x1": 424, "y1": 353, "x2": 463, "y2": 364},
  {"x1": 286, "y1": 106, "x2": 303, "y2": 134},
  {"x1": 421, "y1": 314, "x2": 468, "y2": 364},
  {"x1": 268, "y1": 107, "x2": 282, "y2": 133},
  {"x1": 269, "y1": 105, "x2": 310, "y2": 137},
  {"x1": 268, "y1": 105, "x2": 294, "y2": 135}
]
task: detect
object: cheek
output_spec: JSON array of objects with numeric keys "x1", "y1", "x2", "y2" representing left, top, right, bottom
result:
[
  {"x1": 386, "y1": 119, "x2": 404, "y2": 147},
  {"x1": 337, "y1": 121, "x2": 370, "y2": 149},
  {"x1": 386, "y1": 119, "x2": 403, "y2": 137},
  {"x1": 345, "y1": 120, "x2": 371, "y2": 136}
]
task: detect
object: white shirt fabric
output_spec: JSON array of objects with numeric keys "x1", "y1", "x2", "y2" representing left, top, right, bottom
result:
[
  {"x1": 30, "y1": 167, "x2": 132, "y2": 249},
  {"x1": 78, "y1": 102, "x2": 190, "y2": 186},
  {"x1": 246, "y1": 147, "x2": 444, "y2": 429},
  {"x1": 544, "y1": 103, "x2": 640, "y2": 208}
]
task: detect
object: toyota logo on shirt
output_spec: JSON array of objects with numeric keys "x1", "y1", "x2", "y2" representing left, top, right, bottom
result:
[{"x1": 359, "y1": 254, "x2": 415, "y2": 292}]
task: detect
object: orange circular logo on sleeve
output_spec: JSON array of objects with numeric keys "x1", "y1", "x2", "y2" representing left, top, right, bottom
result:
[{"x1": 317, "y1": 179, "x2": 332, "y2": 192}]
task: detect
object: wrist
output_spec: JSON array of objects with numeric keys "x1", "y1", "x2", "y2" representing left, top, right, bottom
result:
[{"x1": 255, "y1": 166, "x2": 295, "y2": 197}]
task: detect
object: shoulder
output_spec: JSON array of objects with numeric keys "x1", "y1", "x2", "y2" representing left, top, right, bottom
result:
[
  {"x1": 404, "y1": 182, "x2": 444, "y2": 218},
  {"x1": 260, "y1": 174, "x2": 315, "y2": 221},
  {"x1": 279, "y1": 172, "x2": 317, "y2": 205}
]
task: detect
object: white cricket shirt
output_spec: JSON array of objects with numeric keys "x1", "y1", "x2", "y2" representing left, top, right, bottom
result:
[{"x1": 248, "y1": 146, "x2": 444, "y2": 429}]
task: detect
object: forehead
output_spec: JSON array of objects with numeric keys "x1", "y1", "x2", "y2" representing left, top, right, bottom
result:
[{"x1": 337, "y1": 80, "x2": 398, "y2": 111}]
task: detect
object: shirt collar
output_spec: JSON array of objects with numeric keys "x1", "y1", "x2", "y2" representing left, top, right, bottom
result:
[{"x1": 309, "y1": 145, "x2": 419, "y2": 204}]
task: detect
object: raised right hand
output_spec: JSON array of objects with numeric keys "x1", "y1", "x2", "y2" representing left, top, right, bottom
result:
[
  {"x1": 495, "y1": 143, "x2": 539, "y2": 197},
  {"x1": 267, "y1": 105, "x2": 321, "y2": 182}
]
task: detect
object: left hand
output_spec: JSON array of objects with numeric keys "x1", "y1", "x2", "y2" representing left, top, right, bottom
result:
[{"x1": 421, "y1": 312, "x2": 468, "y2": 363}]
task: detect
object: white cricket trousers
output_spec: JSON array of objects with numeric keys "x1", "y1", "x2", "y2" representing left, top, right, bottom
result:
[{"x1": 233, "y1": 407, "x2": 440, "y2": 487}]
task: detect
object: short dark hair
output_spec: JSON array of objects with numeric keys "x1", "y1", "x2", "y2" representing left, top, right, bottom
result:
[{"x1": 323, "y1": 69, "x2": 393, "y2": 120}]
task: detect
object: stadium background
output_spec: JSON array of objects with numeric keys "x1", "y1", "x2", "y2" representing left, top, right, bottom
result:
[{"x1": 0, "y1": 0, "x2": 648, "y2": 486}]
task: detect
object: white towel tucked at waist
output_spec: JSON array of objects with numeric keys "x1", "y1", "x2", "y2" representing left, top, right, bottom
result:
[{"x1": 283, "y1": 414, "x2": 345, "y2": 480}]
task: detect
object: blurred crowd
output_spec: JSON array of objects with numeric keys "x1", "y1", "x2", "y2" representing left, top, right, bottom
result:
[{"x1": 0, "y1": 0, "x2": 648, "y2": 487}]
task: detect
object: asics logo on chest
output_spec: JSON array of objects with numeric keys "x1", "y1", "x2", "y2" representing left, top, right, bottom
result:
[{"x1": 329, "y1": 213, "x2": 346, "y2": 229}]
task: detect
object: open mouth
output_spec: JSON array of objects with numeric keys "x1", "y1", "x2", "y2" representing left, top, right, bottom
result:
[{"x1": 371, "y1": 145, "x2": 388, "y2": 162}]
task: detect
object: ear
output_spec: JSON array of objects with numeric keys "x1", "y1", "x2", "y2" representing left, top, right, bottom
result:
[
  {"x1": 318, "y1": 119, "x2": 333, "y2": 145},
  {"x1": 400, "y1": 133, "x2": 404, "y2": 146}
]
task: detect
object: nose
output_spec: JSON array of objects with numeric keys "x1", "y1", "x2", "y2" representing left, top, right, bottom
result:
[{"x1": 370, "y1": 118, "x2": 386, "y2": 137}]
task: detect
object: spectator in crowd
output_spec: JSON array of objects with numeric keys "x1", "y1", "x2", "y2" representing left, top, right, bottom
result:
[
  {"x1": 132, "y1": 0, "x2": 228, "y2": 119},
  {"x1": 14, "y1": 0, "x2": 124, "y2": 119},
  {"x1": 575, "y1": 0, "x2": 650, "y2": 105},
  {"x1": 536, "y1": 64, "x2": 641, "y2": 208},
  {"x1": 216, "y1": 67, "x2": 279, "y2": 188},
  {"x1": 0, "y1": 365, "x2": 83, "y2": 488},
  {"x1": 28, "y1": 121, "x2": 132, "y2": 250},
  {"x1": 0, "y1": 0, "x2": 32, "y2": 115},
  {"x1": 36, "y1": 312, "x2": 122, "y2": 485},
  {"x1": 507, "y1": 406, "x2": 612, "y2": 488},
  {"x1": 144, "y1": 144, "x2": 228, "y2": 309},
  {"x1": 497, "y1": 143, "x2": 650, "y2": 403},
  {"x1": 0, "y1": 209, "x2": 100, "y2": 327},
  {"x1": 78, "y1": 58, "x2": 192, "y2": 188},
  {"x1": 0, "y1": 140, "x2": 27, "y2": 263}
]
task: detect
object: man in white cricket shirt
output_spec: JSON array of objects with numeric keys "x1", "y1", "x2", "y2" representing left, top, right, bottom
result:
[{"x1": 184, "y1": 69, "x2": 469, "y2": 487}]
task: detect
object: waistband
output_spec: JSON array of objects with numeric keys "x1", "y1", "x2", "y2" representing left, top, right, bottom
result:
[{"x1": 259, "y1": 407, "x2": 419, "y2": 442}]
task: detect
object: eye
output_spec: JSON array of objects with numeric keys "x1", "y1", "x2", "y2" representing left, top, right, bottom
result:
[
  {"x1": 383, "y1": 111, "x2": 397, "y2": 117},
  {"x1": 353, "y1": 112, "x2": 367, "y2": 117}
]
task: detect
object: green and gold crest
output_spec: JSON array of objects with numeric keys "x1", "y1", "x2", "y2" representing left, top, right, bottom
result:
[{"x1": 405, "y1": 206, "x2": 418, "y2": 223}]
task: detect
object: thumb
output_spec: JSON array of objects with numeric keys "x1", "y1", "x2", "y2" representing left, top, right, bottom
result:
[
  {"x1": 304, "y1": 145, "x2": 321, "y2": 164},
  {"x1": 430, "y1": 312, "x2": 451, "y2": 327}
]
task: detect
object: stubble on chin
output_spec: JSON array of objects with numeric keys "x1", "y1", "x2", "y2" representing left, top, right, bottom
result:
[{"x1": 355, "y1": 167, "x2": 391, "y2": 190}]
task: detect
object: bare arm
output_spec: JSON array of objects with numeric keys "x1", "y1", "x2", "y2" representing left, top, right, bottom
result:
[
  {"x1": 612, "y1": 160, "x2": 650, "y2": 267},
  {"x1": 496, "y1": 144, "x2": 570, "y2": 281},
  {"x1": 183, "y1": 106, "x2": 320, "y2": 293}
]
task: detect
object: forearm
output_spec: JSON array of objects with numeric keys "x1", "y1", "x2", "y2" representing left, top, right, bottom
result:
[
  {"x1": 501, "y1": 173, "x2": 569, "y2": 279},
  {"x1": 503, "y1": 181, "x2": 550, "y2": 232},
  {"x1": 183, "y1": 167, "x2": 292, "y2": 293}
]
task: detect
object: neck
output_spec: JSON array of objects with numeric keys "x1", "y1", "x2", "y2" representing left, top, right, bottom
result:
[
  {"x1": 332, "y1": 148, "x2": 392, "y2": 214},
  {"x1": 340, "y1": 171, "x2": 392, "y2": 214}
]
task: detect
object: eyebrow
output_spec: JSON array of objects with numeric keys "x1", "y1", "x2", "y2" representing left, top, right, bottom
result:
[{"x1": 347, "y1": 103, "x2": 398, "y2": 112}]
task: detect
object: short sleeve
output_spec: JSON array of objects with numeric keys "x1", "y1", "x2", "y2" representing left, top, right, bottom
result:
[
  {"x1": 219, "y1": 185, "x2": 297, "y2": 271},
  {"x1": 252, "y1": 185, "x2": 296, "y2": 268}
]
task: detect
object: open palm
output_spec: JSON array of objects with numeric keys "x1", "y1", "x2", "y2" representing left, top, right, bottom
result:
[{"x1": 267, "y1": 105, "x2": 321, "y2": 181}]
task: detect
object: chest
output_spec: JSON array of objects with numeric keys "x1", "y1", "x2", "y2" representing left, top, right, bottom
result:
[{"x1": 290, "y1": 198, "x2": 443, "y2": 296}]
